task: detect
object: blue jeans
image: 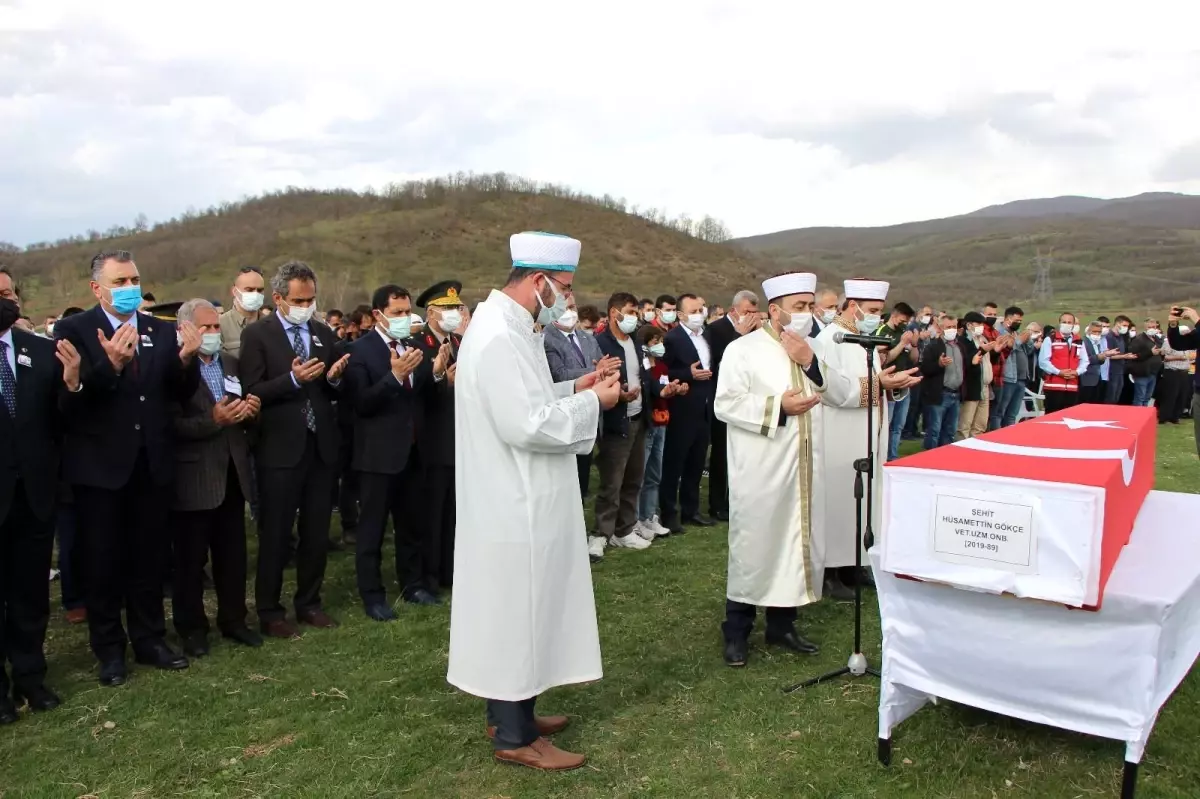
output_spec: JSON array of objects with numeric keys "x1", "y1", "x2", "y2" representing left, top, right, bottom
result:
[
  {"x1": 994, "y1": 380, "x2": 1026, "y2": 427},
  {"x1": 639, "y1": 424, "x2": 667, "y2": 520},
  {"x1": 924, "y1": 391, "x2": 961, "y2": 449},
  {"x1": 1133, "y1": 375, "x2": 1157, "y2": 407},
  {"x1": 887, "y1": 392, "x2": 911, "y2": 462}
]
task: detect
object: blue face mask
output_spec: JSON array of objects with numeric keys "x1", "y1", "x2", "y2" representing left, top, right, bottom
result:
[
  {"x1": 385, "y1": 314, "x2": 412, "y2": 341},
  {"x1": 108, "y1": 284, "x2": 143, "y2": 315}
]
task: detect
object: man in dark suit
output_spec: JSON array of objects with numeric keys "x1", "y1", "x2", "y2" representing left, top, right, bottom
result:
[
  {"x1": 344, "y1": 285, "x2": 428, "y2": 620},
  {"x1": 704, "y1": 290, "x2": 759, "y2": 522},
  {"x1": 0, "y1": 279, "x2": 73, "y2": 721},
  {"x1": 239, "y1": 261, "x2": 350, "y2": 638},
  {"x1": 660, "y1": 293, "x2": 716, "y2": 534},
  {"x1": 414, "y1": 280, "x2": 465, "y2": 592},
  {"x1": 54, "y1": 250, "x2": 202, "y2": 686},
  {"x1": 168, "y1": 299, "x2": 263, "y2": 656}
]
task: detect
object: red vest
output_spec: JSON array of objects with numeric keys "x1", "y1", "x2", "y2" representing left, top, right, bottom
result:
[{"x1": 1044, "y1": 332, "x2": 1082, "y2": 393}]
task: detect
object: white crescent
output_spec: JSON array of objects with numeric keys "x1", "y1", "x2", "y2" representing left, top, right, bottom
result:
[{"x1": 951, "y1": 437, "x2": 1137, "y2": 486}]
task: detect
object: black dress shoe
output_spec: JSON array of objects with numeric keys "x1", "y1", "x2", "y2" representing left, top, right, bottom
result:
[
  {"x1": 222, "y1": 626, "x2": 264, "y2": 648},
  {"x1": 712, "y1": 511, "x2": 729, "y2": 522},
  {"x1": 403, "y1": 588, "x2": 441, "y2": 606},
  {"x1": 824, "y1": 575, "x2": 856, "y2": 601},
  {"x1": 724, "y1": 639, "x2": 748, "y2": 667},
  {"x1": 182, "y1": 633, "x2": 210, "y2": 658},
  {"x1": 134, "y1": 642, "x2": 189, "y2": 671},
  {"x1": 0, "y1": 699, "x2": 18, "y2": 724},
  {"x1": 683, "y1": 514, "x2": 715, "y2": 527},
  {"x1": 858, "y1": 567, "x2": 877, "y2": 589},
  {"x1": 99, "y1": 660, "x2": 128, "y2": 687},
  {"x1": 662, "y1": 517, "x2": 685, "y2": 535},
  {"x1": 766, "y1": 630, "x2": 820, "y2": 655},
  {"x1": 364, "y1": 603, "x2": 398, "y2": 622},
  {"x1": 13, "y1": 684, "x2": 61, "y2": 713}
]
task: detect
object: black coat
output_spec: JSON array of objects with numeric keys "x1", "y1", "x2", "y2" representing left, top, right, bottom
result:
[
  {"x1": 55, "y1": 305, "x2": 201, "y2": 489},
  {"x1": 594, "y1": 329, "x2": 665, "y2": 437},
  {"x1": 704, "y1": 316, "x2": 738, "y2": 385},
  {"x1": 238, "y1": 313, "x2": 342, "y2": 469},
  {"x1": 0, "y1": 328, "x2": 63, "y2": 523},
  {"x1": 919, "y1": 336, "x2": 982, "y2": 403},
  {"x1": 663, "y1": 324, "x2": 715, "y2": 426},
  {"x1": 344, "y1": 331, "x2": 429, "y2": 475},
  {"x1": 414, "y1": 329, "x2": 460, "y2": 468}
]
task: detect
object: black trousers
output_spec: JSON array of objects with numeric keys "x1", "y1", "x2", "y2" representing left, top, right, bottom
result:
[
  {"x1": 171, "y1": 464, "x2": 248, "y2": 637},
  {"x1": 1042, "y1": 390, "x2": 1078, "y2": 414},
  {"x1": 335, "y1": 423, "x2": 359, "y2": 533},
  {"x1": 256, "y1": 433, "x2": 335, "y2": 622},
  {"x1": 1157, "y1": 370, "x2": 1188, "y2": 423},
  {"x1": 576, "y1": 451, "x2": 593, "y2": 499},
  {"x1": 721, "y1": 600, "x2": 797, "y2": 643},
  {"x1": 73, "y1": 451, "x2": 170, "y2": 661},
  {"x1": 56, "y1": 502, "x2": 85, "y2": 610},
  {"x1": 486, "y1": 696, "x2": 539, "y2": 750},
  {"x1": 0, "y1": 483, "x2": 55, "y2": 695},
  {"x1": 422, "y1": 464, "x2": 456, "y2": 591},
  {"x1": 903, "y1": 390, "x2": 924, "y2": 435},
  {"x1": 708, "y1": 418, "x2": 729, "y2": 516},
  {"x1": 356, "y1": 456, "x2": 424, "y2": 605},
  {"x1": 1078, "y1": 381, "x2": 1106, "y2": 405},
  {"x1": 660, "y1": 416, "x2": 710, "y2": 523}
]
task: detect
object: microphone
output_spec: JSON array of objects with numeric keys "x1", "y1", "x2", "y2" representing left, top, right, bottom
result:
[{"x1": 831, "y1": 329, "x2": 894, "y2": 348}]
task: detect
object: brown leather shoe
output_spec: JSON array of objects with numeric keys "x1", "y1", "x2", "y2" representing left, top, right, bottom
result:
[
  {"x1": 260, "y1": 619, "x2": 300, "y2": 639},
  {"x1": 65, "y1": 608, "x2": 87, "y2": 625},
  {"x1": 297, "y1": 609, "x2": 339, "y2": 629},
  {"x1": 486, "y1": 714, "x2": 570, "y2": 740},
  {"x1": 494, "y1": 737, "x2": 585, "y2": 771}
]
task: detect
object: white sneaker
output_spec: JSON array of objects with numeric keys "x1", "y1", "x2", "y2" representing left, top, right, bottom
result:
[
  {"x1": 587, "y1": 536, "x2": 607, "y2": 561},
  {"x1": 649, "y1": 515, "x2": 672, "y2": 537},
  {"x1": 635, "y1": 521, "x2": 655, "y2": 542},
  {"x1": 610, "y1": 532, "x2": 651, "y2": 550}
]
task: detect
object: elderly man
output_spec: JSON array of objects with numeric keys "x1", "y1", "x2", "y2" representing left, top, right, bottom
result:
[
  {"x1": 704, "y1": 290, "x2": 760, "y2": 522},
  {"x1": 168, "y1": 299, "x2": 262, "y2": 656},
  {"x1": 812, "y1": 289, "x2": 840, "y2": 337},
  {"x1": 449, "y1": 232, "x2": 620, "y2": 771},
  {"x1": 55, "y1": 250, "x2": 202, "y2": 685}
]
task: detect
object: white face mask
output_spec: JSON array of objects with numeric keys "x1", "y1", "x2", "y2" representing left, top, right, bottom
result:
[
  {"x1": 617, "y1": 314, "x2": 639, "y2": 334},
  {"x1": 1088, "y1": 333, "x2": 1101, "y2": 344},
  {"x1": 536, "y1": 278, "x2": 569, "y2": 326},
  {"x1": 1117, "y1": 325, "x2": 1129, "y2": 335},
  {"x1": 821, "y1": 309, "x2": 836, "y2": 325},
  {"x1": 438, "y1": 309, "x2": 462, "y2": 333},
  {"x1": 647, "y1": 343, "x2": 665, "y2": 358},
  {"x1": 943, "y1": 329, "x2": 958, "y2": 341},
  {"x1": 283, "y1": 302, "x2": 314, "y2": 326},
  {"x1": 556, "y1": 309, "x2": 578, "y2": 330},
  {"x1": 199, "y1": 332, "x2": 222, "y2": 356},
  {"x1": 45, "y1": 323, "x2": 55, "y2": 336},
  {"x1": 643, "y1": 310, "x2": 656, "y2": 323},
  {"x1": 685, "y1": 313, "x2": 705, "y2": 332},
  {"x1": 920, "y1": 315, "x2": 931, "y2": 325},
  {"x1": 237, "y1": 290, "x2": 264, "y2": 312},
  {"x1": 660, "y1": 310, "x2": 677, "y2": 325},
  {"x1": 1072, "y1": 324, "x2": 1081, "y2": 335},
  {"x1": 1059, "y1": 323, "x2": 1074, "y2": 336},
  {"x1": 784, "y1": 311, "x2": 813, "y2": 338},
  {"x1": 856, "y1": 309, "x2": 882, "y2": 335},
  {"x1": 1101, "y1": 326, "x2": 1110, "y2": 336}
]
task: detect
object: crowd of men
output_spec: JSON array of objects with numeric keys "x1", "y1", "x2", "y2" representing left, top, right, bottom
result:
[{"x1": 1, "y1": 245, "x2": 1197, "y2": 774}]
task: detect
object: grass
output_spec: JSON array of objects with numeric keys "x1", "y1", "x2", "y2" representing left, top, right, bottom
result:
[{"x1": 3, "y1": 424, "x2": 1198, "y2": 798}]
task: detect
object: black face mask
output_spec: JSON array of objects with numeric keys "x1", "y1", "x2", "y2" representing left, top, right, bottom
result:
[
  {"x1": 1009, "y1": 320, "x2": 1022, "y2": 332},
  {"x1": 0, "y1": 298, "x2": 19, "y2": 334},
  {"x1": 984, "y1": 315, "x2": 998, "y2": 327}
]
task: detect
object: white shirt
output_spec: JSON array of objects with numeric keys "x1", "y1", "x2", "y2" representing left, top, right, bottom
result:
[
  {"x1": 103, "y1": 307, "x2": 139, "y2": 352},
  {"x1": 617, "y1": 334, "x2": 642, "y2": 417},
  {"x1": 686, "y1": 326, "x2": 712, "y2": 370}
]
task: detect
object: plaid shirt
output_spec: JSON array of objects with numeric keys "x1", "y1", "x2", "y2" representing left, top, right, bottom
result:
[{"x1": 199, "y1": 354, "x2": 226, "y2": 403}]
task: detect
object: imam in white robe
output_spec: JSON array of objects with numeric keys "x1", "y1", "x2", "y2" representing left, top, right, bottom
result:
[
  {"x1": 447, "y1": 290, "x2": 603, "y2": 702},
  {"x1": 715, "y1": 325, "x2": 853, "y2": 607},
  {"x1": 812, "y1": 320, "x2": 889, "y2": 569}
]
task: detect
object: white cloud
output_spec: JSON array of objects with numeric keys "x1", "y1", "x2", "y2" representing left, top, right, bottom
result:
[{"x1": 2, "y1": 0, "x2": 1200, "y2": 245}]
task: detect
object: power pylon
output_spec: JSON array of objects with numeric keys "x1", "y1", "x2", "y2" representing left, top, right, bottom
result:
[{"x1": 1032, "y1": 247, "x2": 1054, "y2": 305}]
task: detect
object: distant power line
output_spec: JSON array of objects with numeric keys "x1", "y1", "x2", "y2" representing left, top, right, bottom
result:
[{"x1": 1032, "y1": 248, "x2": 1053, "y2": 305}]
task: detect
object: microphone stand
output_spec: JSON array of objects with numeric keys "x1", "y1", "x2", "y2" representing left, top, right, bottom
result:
[{"x1": 783, "y1": 339, "x2": 882, "y2": 693}]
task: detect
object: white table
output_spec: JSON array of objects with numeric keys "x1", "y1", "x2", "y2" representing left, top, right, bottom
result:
[{"x1": 874, "y1": 490, "x2": 1200, "y2": 799}]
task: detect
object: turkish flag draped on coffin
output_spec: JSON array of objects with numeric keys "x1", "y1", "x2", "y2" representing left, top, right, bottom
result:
[{"x1": 880, "y1": 404, "x2": 1156, "y2": 608}]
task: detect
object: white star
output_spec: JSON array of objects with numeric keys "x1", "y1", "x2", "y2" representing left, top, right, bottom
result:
[{"x1": 1038, "y1": 417, "x2": 1125, "y2": 430}]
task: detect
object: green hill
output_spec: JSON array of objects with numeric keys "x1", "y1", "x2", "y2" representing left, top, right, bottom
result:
[
  {"x1": 4, "y1": 175, "x2": 764, "y2": 318},
  {"x1": 733, "y1": 192, "x2": 1200, "y2": 320}
]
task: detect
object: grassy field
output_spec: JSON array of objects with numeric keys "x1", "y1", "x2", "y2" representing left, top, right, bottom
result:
[{"x1": 3, "y1": 425, "x2": 1198, "y2": 798}]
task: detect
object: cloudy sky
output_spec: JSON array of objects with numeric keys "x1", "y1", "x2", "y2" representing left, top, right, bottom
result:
[{"x1": 3, "y1": 0, "x2": 1199, "y2": 245}]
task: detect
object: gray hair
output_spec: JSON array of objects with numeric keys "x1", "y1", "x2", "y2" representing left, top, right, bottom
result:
[
  {"x1": 731, "y1": 289, "x2": 758, "y2": 307},
  {"x1": 270, "y1": 261, "x2": 318, "y2": 298},
  {"x1": 90, "y1": 250, "x2": 134, "y2": 283},
  {"x1": 176, "y1": 298, "x2": 215, "y2": 324}
]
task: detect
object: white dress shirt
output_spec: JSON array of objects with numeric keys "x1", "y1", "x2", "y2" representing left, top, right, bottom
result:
[{"x1": 686, "y1": 326, "x2": 712, "y2": 370}]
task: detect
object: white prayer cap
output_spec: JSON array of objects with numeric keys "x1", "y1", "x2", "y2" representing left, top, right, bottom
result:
[
  {"x1": 510, "y1": 231, "x2": 581, "y2": 273},
  {"x1": 844, "y1": 278, "x2": 889, "y2": 301},
  {"x1": 761, "y1": 272, "x2": 817, "y2": 303}
]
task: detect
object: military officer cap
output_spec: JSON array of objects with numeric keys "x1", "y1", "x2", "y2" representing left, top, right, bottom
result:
[{"x1": 416, "y1": 280, "x2": 465, "y2": 309}]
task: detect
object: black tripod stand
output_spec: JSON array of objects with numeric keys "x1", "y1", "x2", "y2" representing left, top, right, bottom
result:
[{"x1": 784, "y1": 341, "x2": 883, "y2": 693}]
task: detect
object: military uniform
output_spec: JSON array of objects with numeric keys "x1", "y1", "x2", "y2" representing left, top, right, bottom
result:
[{"x1": 414, "y1": 281, "x2": 465, "y2": 590}]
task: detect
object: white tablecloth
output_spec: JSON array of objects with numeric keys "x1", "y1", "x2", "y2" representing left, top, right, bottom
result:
[{"x1": 875, "y1": 490, "x2": 1200, "y2": 763}]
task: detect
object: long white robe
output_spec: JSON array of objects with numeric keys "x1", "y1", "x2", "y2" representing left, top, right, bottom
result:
[
  {"x1": 812, "y1": 320, "x2": 889, "y2": 568},
  {"x1": 447, "y1": 289, "x2": 602, "y2": 702},
  {"x1": 714, "y1": 326, "x2": 852, "y2": 606}
]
